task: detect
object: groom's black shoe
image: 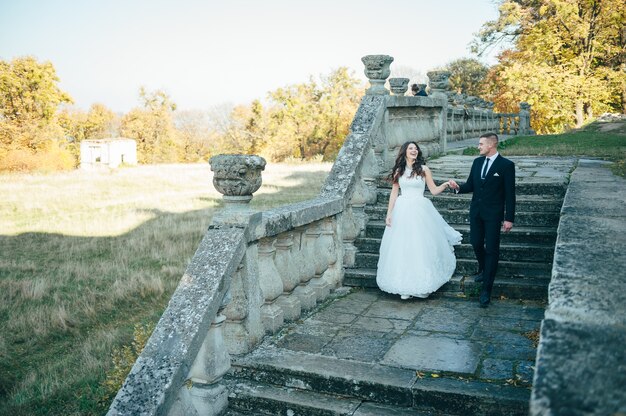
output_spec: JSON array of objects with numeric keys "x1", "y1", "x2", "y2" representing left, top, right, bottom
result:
[
  {"x1": 472, "y1": 272, "x2": 484, "y2": 282},
  {"x1": 479, "y1": 292, "x2": 490, "y2": 308}
]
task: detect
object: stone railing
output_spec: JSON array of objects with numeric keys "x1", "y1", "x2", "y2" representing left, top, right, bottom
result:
[
  {"x1": 388, "y1": 71, "x2": 533, "y2": 143},
  {"x1": 107, "y1": 54, "x2": 533, "y2": 415}
]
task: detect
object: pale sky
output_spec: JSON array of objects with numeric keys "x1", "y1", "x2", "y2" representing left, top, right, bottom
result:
[{"x1": 0, "y1": 0, "x2": 500, "y2": 113}]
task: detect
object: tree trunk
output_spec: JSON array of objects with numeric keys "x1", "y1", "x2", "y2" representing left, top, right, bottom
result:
[
  {"x1": 575, "y1": 100, "x2": 584, "y2": 128},
  {"x1": 622, "y1": 80, "x2": 626, "y2": 115}
]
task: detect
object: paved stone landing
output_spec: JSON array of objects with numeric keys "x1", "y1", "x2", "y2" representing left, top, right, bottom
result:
[{"x1": 251, "y1": 288, "x2": 543, "y2": 383}]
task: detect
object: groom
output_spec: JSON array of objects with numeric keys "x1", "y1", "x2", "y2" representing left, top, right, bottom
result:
[{"x1": 449, "y1": 133, "x2": 516, "y2": 308}]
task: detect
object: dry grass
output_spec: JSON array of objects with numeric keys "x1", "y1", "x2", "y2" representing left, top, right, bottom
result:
[{"x1": 0, "y1": 161, "x2": 331, "y2": 415}]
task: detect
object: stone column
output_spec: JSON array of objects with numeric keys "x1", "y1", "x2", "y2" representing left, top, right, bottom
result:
[
  {"x1": 426, "y1": 70, "x2": 451, "y2": 100},
  {"x1": 207, "y1": 154, "x2": 265, "y2": 352},
  {"x1": 519, "y1": 102, "x2": 531, "y2": 135},
  {"x1": 389, "y1": 77, "x2": 409, "y2": 96},
  {"x1": 361, "y1": 55, "x2": 394, "y2": 95},
  {"x1": 427, "y1": 70, "x2": 451, "y2": 152},
  {"x1": 176, "y1": 296, "x2": 231, "y2": 416}
]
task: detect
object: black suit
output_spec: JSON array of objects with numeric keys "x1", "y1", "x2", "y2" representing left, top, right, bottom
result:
[{"x1": 457, "y1": 154, "x2": 516, "y2": 304}]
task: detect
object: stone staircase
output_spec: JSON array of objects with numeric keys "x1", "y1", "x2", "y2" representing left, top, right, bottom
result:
[
  {"x1": 222, "y1": 159, "x2": 571, "y2": 416},
  {"x1": 225, "y1": 345, "x2": 530, "y2": 416},
  {"x1": 344, "y1": 179, "x2": 566, "y2": 301}
]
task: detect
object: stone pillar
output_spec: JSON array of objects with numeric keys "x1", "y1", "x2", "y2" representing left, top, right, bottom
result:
[
  {"x1": 426, "y1": 70, "x2": 451, "y2": 100},
  {"x1": 208, "y1": 154, "x2": 265, "y2": 356},
  {"x1": 174, "y1": 297, "x2": 231, "y2": 416},
  {"x1": 361, "y1": 54, "x2": 394, "y2": 95},
  {"x1": 388, "y1": 77, "x2": 409, "y2": 96},
  {"x1": 519, "y1": 102, "x2": 531, "y2": 135},
  {"x1": 427, "y1": 70, "x2": 451, "y2": 152}
]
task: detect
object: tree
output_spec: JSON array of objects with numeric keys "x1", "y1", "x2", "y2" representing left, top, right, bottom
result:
[
  {"x1": 264, "y1": 67, "x2": 362, "y2": 161},
  {"x1": 174, "y1": 109, "x2": 216, "y2": 162},
  {"x1": 120, "y1": 88, "x2": 179, "y2": 163},
  {"x1": 473, "y1": 0, "x2": 626, "y2": 132},
  {"x1": 445, "y1": 58, "x2": 489, "y2": 96},
  {"x1": 0, "y1": 56, "x2": 74, "y2": 171}
]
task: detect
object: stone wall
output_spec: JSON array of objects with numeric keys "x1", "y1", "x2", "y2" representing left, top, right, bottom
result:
[{"x1": 530, "y1": 160, "x2": 626, "y2": 415}]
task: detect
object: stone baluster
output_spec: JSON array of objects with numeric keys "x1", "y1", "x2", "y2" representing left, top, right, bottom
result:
[
  {"x1": 290, "y1": 228, "x2": 317, "y2": 311},
  {"x1": 504, "y1": 115, "x2": 511, "y2": 134},
  {"x1": 389, "y1": 77, "x2": 409, "y2": 96},
  {"x1": 174, "y1": 293, "x2": 231, "y2": 415},
  {"x1": 319, "y1": 217, "x2": 342, "y2": 290},
  {"x1": 453, "y1": 93, "x2": 465, "y2": 140},
  {"x1": 485, "y1": 102, "x2": 495, "y2": 132},
  {"x1": 510, "y1": 115, "x2": 518, "y2": 134},
  {"x1": 273, "y1": 233, "x2": 302, "y2": 321},
  {"x1": 361, "y1": 55, "x2": 394, "y2": 95},
  {"x1": 257, "y1": 239, "x2": 284, "y2": 334}
]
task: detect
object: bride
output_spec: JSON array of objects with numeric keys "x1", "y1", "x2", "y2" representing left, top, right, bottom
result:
[{"x1": 377, "y1": 141, "x2": 462, "y2": 299}]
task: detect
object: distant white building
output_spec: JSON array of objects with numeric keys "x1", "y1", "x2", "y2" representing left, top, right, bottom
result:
[{"x1": 80, "y1": 138, "x2": 137, "y2": 169}]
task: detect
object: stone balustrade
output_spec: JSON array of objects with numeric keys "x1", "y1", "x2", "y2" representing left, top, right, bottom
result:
[{"x1": 107, "y1": 54, "x2": 534, "y2": 416}]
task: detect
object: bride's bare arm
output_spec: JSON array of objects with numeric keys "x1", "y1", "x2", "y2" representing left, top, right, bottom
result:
[
  {"x1": 423, "y1": 166, "x2": 450, "y2": 196},
  {"x1": 386, "y1": 181, "x2": 399, "y2": 226}
]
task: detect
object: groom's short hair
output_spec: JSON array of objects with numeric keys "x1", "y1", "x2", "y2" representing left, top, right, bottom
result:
[{"x1": 480, "y1": 132, "x2": 499, "y2": 144}]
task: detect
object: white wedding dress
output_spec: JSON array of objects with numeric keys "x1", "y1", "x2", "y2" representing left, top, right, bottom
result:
[{"x1": 377, "y1": 169, "x2": 462, "y2": 298}]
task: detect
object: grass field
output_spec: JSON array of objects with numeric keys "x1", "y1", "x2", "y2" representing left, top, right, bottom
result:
[
  {"x1": 0, "y1": 162, "x2": 331, "y2": 415},
  {"x1": 463, "y1": 119, "x2": 626, "y2": 176}
]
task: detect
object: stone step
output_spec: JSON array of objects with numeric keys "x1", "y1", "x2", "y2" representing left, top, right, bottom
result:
[
  {"x1": 343, "y1": 269, "x2": 549, "y2": 301},
  {"x1": 364, "y1": 206, "x2": 560, "y2": 227},
  {"x1": 365, "y1": 221, "x2": 557, "y2": 245},
  {"x1": 376, "y1": 190, "x2": 563, "y2": 212},
  {"x1": 226, "y1": 379, "x2": 362, "y2": 415},
  {"x1": 354, "y1": 242, "x2": 554, "y2": 268},
  {"x1": 352, "y1": 255, "x2": 551, "y2": 278},
  {"x1": 355, "y1": 238, "x2": 554, "y2": 263},
  {"x1": 228, "y1": 348, "x2": 530, "y2": 416},
  {"x1": 375, "y1": 179, "x2": 567, "y2": 197}
]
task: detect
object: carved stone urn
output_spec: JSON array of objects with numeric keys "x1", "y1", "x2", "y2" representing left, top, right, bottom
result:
[
  {"x1": 209, "y1": 154, "x2": 266, "y2": 206},
  {"x1": 426, "y1": 70, "x2": 451, "y2": 100},
  {"x1": 388, "y1": 77, "x2": 409, "y2": 96},
  {"x1": 361, "y1": 55, "x2": 394, "y2": 95}
]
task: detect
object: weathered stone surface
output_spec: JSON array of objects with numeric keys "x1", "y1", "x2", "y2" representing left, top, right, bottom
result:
[
  {"x1": 547, "y1": 160, "x2": 626, "y2": 326},
  {"x1": 107, "y1": 228, "x2": 246, "y2": 416},
  {"x1": 531, "y1": 160, "x2": 626, "y2": 415},
  {"x1": 480, "y1": 358, "x2": 514, "y2": 380},
  {"x1": 531, "y1": 319, "x2": 626, "y2": 416},
  {"x1": 382, "y1": 335, "x2": 482, "y2": 374}
]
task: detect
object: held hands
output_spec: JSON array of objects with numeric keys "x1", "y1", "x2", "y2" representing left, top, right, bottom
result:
[{"x1": 448, "y1": 179, "x2": 460, "y2": 191}]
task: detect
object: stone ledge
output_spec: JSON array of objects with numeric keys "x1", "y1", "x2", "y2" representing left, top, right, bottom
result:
[
  {"x1": 386, "y1": 95, "x2": 446, "y2": 108},
  {"x1": 107, "y1": 228, "x2": 247, "y2": 415},
  {"x1": 531, "y1": 319, "x2": 626, "y2": 416},
  {"x1": 532, "y1": 159, "x2": 626, "y2": 415},
  {"x1": 253, "y1": 196, "x2": 343, "y2": 241}
]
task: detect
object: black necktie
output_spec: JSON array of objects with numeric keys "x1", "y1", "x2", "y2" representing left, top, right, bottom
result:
[{"x1": 481, "y1": 158, "x2": 489, "y2": 179}]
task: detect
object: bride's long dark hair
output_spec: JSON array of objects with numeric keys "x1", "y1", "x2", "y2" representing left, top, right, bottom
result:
[{"x1": 387, "y1": 141, "x2": 426, "y2": 183}]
